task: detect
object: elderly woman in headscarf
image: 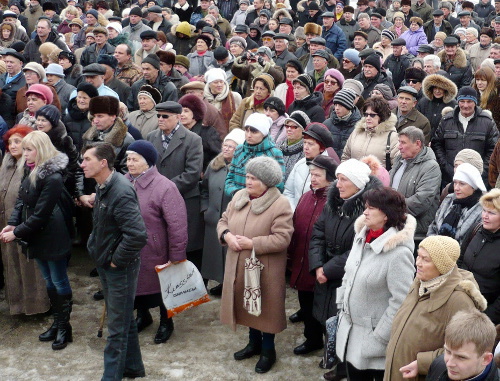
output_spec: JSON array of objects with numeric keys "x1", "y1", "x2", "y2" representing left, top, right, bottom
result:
[
  {"x1": 217, "y1": 156, "x2": 294, "y2": 374},
  {"x1": 125, "y1": 141, "x2": 188, "y2": 344},
  {"x1": 384, "y1": 235, "x2": 487, "y2": 381},
  {"x1": 128, "y1": 85, "x2": 161, "y2": 139}
]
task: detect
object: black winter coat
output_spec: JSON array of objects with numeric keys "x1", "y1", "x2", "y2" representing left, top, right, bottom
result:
[
  {"x1": 432, "y1": 106, "x2": 499, "y2": 183},
  {"x1": 417, "y1": 97, "x2": 458, "y2": 136},
  {"x1": 23, "y1": 30, "x2": 69, "y2": 64},
  {"x1": 190, "y1": 121, "x2": 222, "y2": 171},
  {"x1": 354, "y1": 70, "x2": 395, "y2": 99},
  {"x1": 324, "y1": 107, "x2": 361, "y2": 158},
  {"x1": 0, "y1": 72, "x2": 25, "y2": 126},
  {"x1": 288, "y1": 92, "x2": 326, "y2": 123},
  {"x1": 63, "y1": 98, "x2": 91, "y2": 152},
  {"x1": 8, "y1": 154, "x2": 72, "y2": 261},
  {"x1": 460, "y1": 227, "x2": 500, "y2": 325},
  {"x1": 308, "y1": 176, "x2": 382, "y2": 324},
  {"x1": 427, "y1": 354, "x2": 500, "y2": 381},
  {"x1": 383, "y1": 53, "x2": 413, "y2": 90},
  {"x1": 127, "y1": 71, "x2": 178, "y2": 111}
]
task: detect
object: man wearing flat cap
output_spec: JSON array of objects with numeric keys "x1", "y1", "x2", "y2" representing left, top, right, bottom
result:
[
  {"x1": 97, "y1": 55, "x2": 131, "y2": 104},
  {"x1": 454, "y1": 10, "x2": 481, "y2": 34},
  {"x1": 357, "y1": 13, "x2": 381, "y2": 47},
  {"x1": 273, "y1": 33, "x2": 297, "y2": 69},
  {"x1": 0, "y1": 50, "x2": 26, "y2": 126},
  {"x1": 123, "y1": 7, "x2": 153, "y2": 47},
  {"x1": 424, "y1": 9, "x2": 453, "y2": 42},
  {"x1": 437, "y1": 36, "x2": 473, "y2": 90},
  {"x1": 322, "y1": 11, "x2": 348, "y2": 59},
  {"x1": 69, "y1": 63, "x2": 119, "y2": 100},
  {"x1": 395, "y1": 86, "x2": 431, "y2": 144},
  {"x1": 299, "y1": 36, "x2": 339, "y2": 73},
  {"x1": 80, "y1": 27, "x2": 115, "y2": 67},
  {"x1": 134, "y1": 30, "x2": 161, "y2": 66},
  {"x1": 382, "y1": 38, "x2": 412, "y2": 90},
  {"x1": 308, "y1": 50, "x2": 331, "y2": 84},
  {"x1": 146, "y1": 101, "x2": 205, "y2": 271},
  {"x1": 146, "y1": 5, "x2": 172, "y2": 36},
  {"x1": 234, "y1": 24, "x2": 259, "y2": 50}
]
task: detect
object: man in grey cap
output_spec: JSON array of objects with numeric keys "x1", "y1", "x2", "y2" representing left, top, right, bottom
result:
[
  {"x1": 80, "y1": 27, "x2": 115, "y2": 67},
  {"x1": 69, "y1": 63, "x2": 119, "y2": 101},
  {"x1": 45, "y1": 63, "x2": 75, "y2": 114},
  {"x1": 308, "y1": 50, "x2": 330, "y2": 84},
  {"x1": 234, "y1": 24, "x2": 259, "y2": 50},
  {"x1": 440, "y1": 1, "x2": 460, "y2": 28},
  {"x1": 299, "y1": 36, "x2": 338, "y2": 72},
  {"x1": 273, "y1": 33, "x2": 297, "y2": 69},
  {"x1": 395, "y1": 86, "x2": 431, "y2": 144},
  {"x1": 424, "y1": 9, "x2": 453, "y2": 42},
  {"x1": 146, "y1": 5, "x2": 172, "y2": 35},
  {"x1": 383, "y1": 38, "x2": 412, "y2": 90},
  {"x1": 134, "y1": 30, "x2": 161, "y2": 65},
  {"x1": 0, "y1": 49, "x2": 26, "y2": 126},
  {"x1": 146, "y1": 101, "x2": 204, "y2": 271},
  {"x1": 416, "y1": 44, "x2": 434, "y2": 58},
  {"x1": 439, "y1": 35, "x2": 473, "y2": 89},
  {"x1": 321, "y1": 11, "x2": 347, "y2": 60},
  {"x1": 454, "y1": 10, "x2": 481, "y2": 33},
  {"x1": 278, "y1": 17, "x2": 298, "y2": 52}
]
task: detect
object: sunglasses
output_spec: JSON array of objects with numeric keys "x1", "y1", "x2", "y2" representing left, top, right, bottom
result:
[
  {"x1": 342, "y1": 58, "x2": 351, "y2": 63},
  {"x1": 244, "y1": 126, "x2": 260, "y2": 133},
  {"x1": 324, "y1": 80, "x2": 338, "y2": 85},
  {"x1": 407, "y1": 79, "x2": 421, "y2": 84},
  {"x1": 262, "y1": 37, "x2": 273, "y2": 42},
  {"x1": 285, "y1": 123, "x2": 299, "y2": 129},
  {"x1": 157, "y1": 114, "x2": 172, "y2": 119},
  {"x1": 363, "y1": 112, "x2": 378, "y2": 118}
]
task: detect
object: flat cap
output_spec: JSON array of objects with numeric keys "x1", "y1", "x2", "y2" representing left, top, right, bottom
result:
[
  {"x1": 156, "y1": 101, "x2": 182, "y2": 113},
  {"x1": 358, "y1": 48, "x2": 376, "y2": 58},
  {"x1": 140, "y1": 30, "x2": 158, "y2": 40},
  {"x1": 234, "y1": 24, "x2": 250, "y2": 33},
  {"x1": 444, "y1": 35, "x2": 460, "y2": 45},
  {"x1": 262, "y1": 30, "x2": 276, "y2": 38},
  {"x1": 279, "y1": 17, "x2": 293, "y2": 25},
  {"x1": 397, "y1": 86, "x2": 418, "y2": 97},
  {"x1": 148, "y1": 5, "x2": 162, "y2": 13},
  {"x1": 82, "y1": 63, "x2": 106, "y2": 76},
  {"x1": 353, "y1": 31, "x2": 368, "y2": 40},
  {"x1": 180, "y1": 81, "x2": 205, "y2": 91},
  {"x1": 457, "y1": 10, "x2": 471, "y2": 16},
  {"x1": 273, "y1": 32, "x2": 291, "y2": 40},
  {"x1": 417, "y1": 44, "x2": 434, "y2": 53},
  {"x1": 391, "y1": 37, "x2": 406, "y2": 46},
  {"x1": 432, "y1": 9, "x2": 444, "y2": 16},
  {"x1": 1, "y1": 49, "x2": 25, "y2": 63},
  {"x1": 310, "y1": 36, "x2": 326, "y2": 45},
  {"x1": 322, "y1": 11, "x2": 335, "y2": 18},
  {"x1": 312, "y1": 49, "x2": 329, "y2": 60}
]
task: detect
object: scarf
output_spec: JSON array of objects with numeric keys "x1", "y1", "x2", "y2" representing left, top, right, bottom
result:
[
  {"x1": 366, "y1": 228, "x2": 384, "y2": 243},
  {"x1": 418, "y1": 269, "x2": 453, "y2": 296},
  {"x1": 254, "y1": 96, "x2": 268, "y2": 107},
  {"x1": 438, "y1": 190, "x2": 481, "y2": 238},
  {"x1": 285, "y1": 79, "x2": 294, "y2": 110},
  {"x1": 395, "y1": 25, "x2": 402, "y2": 36},
  {"x1": 26, "y1": 162, "x2": 36, "y2": 171}
]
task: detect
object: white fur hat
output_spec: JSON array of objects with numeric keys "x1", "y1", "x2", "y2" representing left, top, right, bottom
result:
[{"x1": 453, "y1": 163, "x2": 486, "y2": 192}]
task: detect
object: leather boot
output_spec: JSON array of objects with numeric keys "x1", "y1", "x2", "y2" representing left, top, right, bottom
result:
[
  {"x1": 154, "y1": 316, "x2": 174, "y2": 344},
  {"x1": 136, "y1": 309, "x2": 153, "y2": 333},
  {"x1": 52, "y1": 293, "x2": 73, "y2": 350},
  {"x1": 39, "y1": 288, "x2": 59, "y2": 342},
  {"x1": 234, "y1": 342, "x2": 262, "y2": 360},
  {"x1": 255, "y1": 348, "x2": 276, "y2": 373}
]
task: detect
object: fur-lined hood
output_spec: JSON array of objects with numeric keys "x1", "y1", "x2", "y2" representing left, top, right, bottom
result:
[
  {"x1": 36, "y1": 153, "x2": 69, "y2": 180},
  {"x1": 354, "y1": 113, "x2": 397, "y2": 134},
  {"x1": 232, "y1": 186, "x2": 281, "y2": 215},
  {"x1": 82, "y1": 117, "x2": 128, "y2": 147},
  {"x1": 273, "y1": 8, "x2": 293, "y2": 20},
  {"x1": 297, "y1": 0, "x2": 319, "y2": 12},
  {"x1": 354, "y1": 213, "x2": 417, "y2": 253},
  {"x1": 437, "y1": 47, "x2": 468, "y2": 69},
  {"x1": 422, "y1": 74, "x2": 457, "y2": 103}
]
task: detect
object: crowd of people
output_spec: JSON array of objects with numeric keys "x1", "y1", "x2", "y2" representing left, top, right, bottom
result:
[{"x1": 0, "y1": 0, "x2": 500, "y2": 379}]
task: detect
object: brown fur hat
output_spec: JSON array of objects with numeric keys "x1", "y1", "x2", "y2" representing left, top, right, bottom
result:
[
  {"x1": 89, "y1": 96, "x2": 120, "y2": 116},
  {"x1": 304, "y1": 22, "x2": 322, "y2": 36},
  {"x1": 178, "y1": 94, "x2": 207, "y2": 121}
]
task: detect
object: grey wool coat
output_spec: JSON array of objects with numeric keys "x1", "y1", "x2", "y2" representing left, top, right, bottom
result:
[
  {"x1": 147, "y1": 125, "x2": 204, "y2": 252},
  {"x1": 336, "y1": 214, "x2": 416, "y2": 371}
]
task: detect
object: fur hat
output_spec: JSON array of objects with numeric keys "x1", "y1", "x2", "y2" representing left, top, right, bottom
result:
[
  {"x1": 127, "y1": 140, "x2": 158, "y2": 168},
  {"x1": 454, "y1": 162, "x2": 486, "y2": 191},
  {"x1": 252, "y1": 73, "x2": 275, "y2": 92},
  {"x1": 97, "y1": 55, "x2": 118, "y2": 70},
  {"x1": 293, "y1": 74, "x2": 315, "y2": 94},
  {"x1": 304, "y1": 22, "x2": 322, "y2": 36},
  {"x1": 419, "y1": 236, "x2": 460, "y2": 275},
  {"x1": 435, "y1": 31, "x2": 447, "y2": 41},
  {"x1": 142, "y1": 54, "x2": 161, "y2": 70},
  {"x1": 401, "y1": 0, "x2": 411, "y2": 5},
  {"x1": 263, "y1": 97, "x2": 286, "y2": 116},
  {"x1": 195, "y1": 34, "x2": 213, "y2": 49},
  {"x1": 36, "y1": 104, "x2": 60, "y2": 127},
  {"x1": 405, "y1": 67, "x2": 426, "y2": 82},
  {"x1": 93, "y1": 26, "x2": 108, "y2": 36},
  {"x1": 410, "y1": 16, "x2": 423, "y2": 26},
  {"x1": 244, "y1": 113, "x2": 273, "y2": 136},
  {"x1": 455, "y1": 149, "x2": 484, "y2": 174},
  {"x1": 59, "y1": 51, "x2": 76, "y2": 66},
  {"x1": 138, "y1": 84, "x2": 162, "y2": 105},
  {"x1": 335, "y1": 159, "x2": 372, "y2": 190},
  {"x1": 245, "y1": 156, "x2": 283, "y2": 187},
  {"x1": 344, "y1": 5, "x2": 355, "y2": 13},
  {"x1": 89, "y1": 96, "x2": 120, "y2": 116},
  {"x1": 156, "y1": 50, "x2": 176, "y2": 66},
  {"x1": 26, "y1": 84, "x2": 53, "y2": 104},
  {"x1": 480, "y1": 27, "x2": 495, "y2": 39},
  {"x1": 228, "y1": 36, "x2": 247, "y2": 49},
  {"x1": 77, "y1": 82, "x2": 99, "y2": 98},
  {"x1": 178, "y1": 94, "x2": 207, "y2": 121},
  {"x1": 284, "y1": 110, "x2": 310, "y2": 130},
  {"x1": 23, "y1": 62, "x2": 46, "y2": 81},
  {"x1": 38, "y1": 42, "x2": 58, "y2": 58},
  {"x1": 309, "y1": 155, "x2": 338, "y2": 182}
]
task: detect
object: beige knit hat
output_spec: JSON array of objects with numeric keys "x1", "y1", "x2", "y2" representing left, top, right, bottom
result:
[
  {"x1": 419, "y1": 236, "x2": 460, "y2": 275},
  {"x1": 455, "y1": 149, "x2": 483, "y2": 174}
]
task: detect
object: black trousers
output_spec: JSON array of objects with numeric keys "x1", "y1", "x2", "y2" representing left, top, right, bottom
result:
[
  {"x1": 298, "y1": 290, "x2": 323, "y2": 344},
  {"x1": 346, "y1": 362, "x2": 384, "y2": 381}
]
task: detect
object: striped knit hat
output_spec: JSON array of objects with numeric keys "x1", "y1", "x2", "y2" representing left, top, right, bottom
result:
[
  {"x1": 333, "y1": 89, "x2": 356, "y2": 110},
  {"x1": 283, "y1": 110, "x2": 310, "y2": 130},
  {"x1": 381, "y1": 29, "x2": 396, "y2": 42},
  {"x1": 293, "y1": 74, "x2": 315, "y2": 94}
]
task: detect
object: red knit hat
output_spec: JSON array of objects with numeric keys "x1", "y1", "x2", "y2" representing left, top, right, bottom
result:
[{"x1": 26, "y1": 84, "x2": 53, "y2": 104}]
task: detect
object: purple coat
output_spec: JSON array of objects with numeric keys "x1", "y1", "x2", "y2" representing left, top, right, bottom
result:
[
  {"x1": 126, "y1": 166, "x2": 188, "y2": 296},
  {"x1": 400, "y1": 27, "x2": 428, "y2": 56}
]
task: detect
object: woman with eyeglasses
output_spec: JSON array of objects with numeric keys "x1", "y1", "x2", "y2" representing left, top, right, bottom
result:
[
  {"x1": 315, "y1": 68, "x2": 345, "y2": 119},
  {"x1": 339, "y1": 49, "x2": 362, "y2": 80},
  {"x1": 341, "y1": 97, "x2": 398, "y2": 169},
  {"x1": 279, "y1": 110, "x2": 309, "y2": 181},
  {"x1": 201, "y1": 129, "x2": 246, "y2": 297}
]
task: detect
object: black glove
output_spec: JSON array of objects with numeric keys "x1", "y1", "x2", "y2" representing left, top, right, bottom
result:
[
  {"x1": 240, "y1": 55, "x2": 247, "y2": 62},
  {"x1": 257, "y1": 56, "x2": 264, "y2": 66}
]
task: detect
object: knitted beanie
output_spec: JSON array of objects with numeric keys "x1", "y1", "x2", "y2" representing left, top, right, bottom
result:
[
  {"x1": 245, "y1": 156, "x2": 283, "y2": 187},
  {"x1": 333, "y1": 89, "x2": 356, "y2": 110},
  {"x1": 364, "y1": 54, "x2": 381, "y2": 72},
  {"x1": 127, "y1": 140, "x2": 158, "y2": 167},
  {"x1": 324, "y1": 68, "x2": 345, "y2": 87},
  {"x1": 343, "y1": 79, "x2": 363, "y2": 96},
  {"x1": 293, "y1": 74, "x2": 315, "y2": 94},
  {"x1": 453, "y1": 163, "x2": 486, "y2": 191},
  {"x1": 138, "y1": 84, "x2": 162, "y2": 106},
  {"x1": 36, "y1": 104, "x2": 60, "y2": 128},
  {"x1": 205, "y1": 68, "x2": 226, "y2": 83},
  {"x1": 86, "y1": 9, "x2": 99, "y2": 19},
  {"x1": 343, "y1": 48, "x2": 361, "y2": 66},
  {"x1": 244, "y1": 113, "x2": 273, "y2": 136},
  {"x1": 454, "y1": 149, "x2": 483, "y2": 174},
  {"x1": 381, "y1": 29, "x2": 396, "y2": 42},
  {"x1": 335, "y1": 159, "x2": 371, "y2": 190},
  {"x1": 457, "y1": 86, "x2": 478, "y2": 104},
  {"x1": 374, "y1": 83, "x2": 394, "y2": 100},
  {"x1": 419, "y1": 235, "x2": 460, "y2": 275},
  {"x1": 142, "y1": 54, "x2": 161, "y2": 70}
]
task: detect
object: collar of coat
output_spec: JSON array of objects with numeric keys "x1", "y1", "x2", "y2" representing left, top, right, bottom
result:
[
  {"x1": 354, "y1": 113, "x2": 397, "y2": 134},
  {"x1": 35, "y1": 152, "x2": 69, "y2": 180},
  {"x1": 354, "y1": 213, "x2": 416, "y2": 253},
  {"x1": 407, "y1": 266, "x2": 488, "y2": 312},
  {"x1": 437, "y1": 47, "x2": 468, "y2": 68},
  {"x1": 232, "y1": 186, "x2": 281, "y2": 215},
  {"x1": 209, "y1": 152, "x2": 229, "y2": 171},
  {"x1": 82, "y1": 117, "x2": 128, "y2": 147}
]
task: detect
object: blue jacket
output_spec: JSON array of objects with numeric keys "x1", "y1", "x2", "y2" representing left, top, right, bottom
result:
[{"x1": 322, "y1": 24, "x2": 347, "y2": 61}]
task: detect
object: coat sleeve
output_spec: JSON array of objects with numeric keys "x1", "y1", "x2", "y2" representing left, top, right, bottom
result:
[
  {"x1": 228, "y1": 101, "x2": 245, "y2": 131},
  {"x1": 405, "y1": 163, "x2": 442, "y2": 219},
  {"x1": 341, "y1": 132, "x2": 353, "y2": 162},
  {"x1": 308, "y1": 208, "x2": 327, "y2": 273},
  {"x1": 431, "y1": 119, "x2": 454, "y2": 181},
  {"x1": 170, "y1": 135, "x2": 203, "y2": 195},
  {"x1": 231, "y1": 56, "x2": 251, "y2": 81},
  {"x1": 224, "y1": 155, "x2": 239, "y2": 197},
  {"x1": 200, "y1": 166, "x2": 211, "y2": 213},
  {"x1": 216, "y1": 197, "x2": 232, "y2": 242},
  {"x1": 333, "y1": 29, "x2": 347, "y2": 61},
  {"x1": 160, "y1": 182, "x2": 188, "y2": 262}
]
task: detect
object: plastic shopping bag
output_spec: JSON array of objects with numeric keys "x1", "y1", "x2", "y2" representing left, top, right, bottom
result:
[
  {"x1": 243, "y1": 249, "x2": 264, "y2": 317},
  {"x1": 156, "y1": 260, "x2": 210, "y2": 318}
]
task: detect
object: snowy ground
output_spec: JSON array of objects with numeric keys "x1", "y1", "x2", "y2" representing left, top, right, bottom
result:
[{"x1": 0, "y1": 247, "x2": 332, "y2": 381}]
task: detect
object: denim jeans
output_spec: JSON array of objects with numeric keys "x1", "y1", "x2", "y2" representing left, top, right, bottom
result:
[
  {"x1": 97, "y1": 258, "x2": 144, "y2": 381},
  {"x1": 35, "y1": 258, "x2": 72, "y2": 295}
]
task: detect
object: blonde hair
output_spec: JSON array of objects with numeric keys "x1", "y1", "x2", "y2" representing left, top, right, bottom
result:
[
  {"x1": 21, "y1": 131, "x2": 60, "y2": 185},
  {"x1": 480, "y1": 188, "x2": 500, "y2": 213}
]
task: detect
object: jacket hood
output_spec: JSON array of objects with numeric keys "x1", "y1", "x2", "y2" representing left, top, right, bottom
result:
[
  {"x1": 354, "y1": 213, "x2": 417, "y2": 253},
  {"x1": 354, "y1": 113, "x2": 397, "y2": 134},
  {"x1": 36, "y1": 153, "x2": 69, "y2": 180},
  {"x1": 273, "y1": 8, "x2": 293, "y2": 20},
  {"x1": 437, "y1": 47, "x2": 468, "y2": 69},
  {"x1": 82, "y1": 117, "x2": 128, "y2": 147},
  {"x1": 67, "y1": 97, "x2": 89, "y2": 121},
  {"x1": 46, "y1": 120, "x2": 69, "y2": 143},
  {"x1": 422, "y1": 73, "x2": 457, "y2": 103},
  {"x1": 0, "y1": 22, "x2": 17, "y2": 42}
]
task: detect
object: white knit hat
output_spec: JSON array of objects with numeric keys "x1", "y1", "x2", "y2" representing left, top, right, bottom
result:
[
  {"x1": 205, "y1": 68, "x2": 226, "y2": 84},
  {"x1": 453, "y1": 163, "x2": 486, "y2": 191},
  {"x1": 244, "y1": 113, "x2": 272, "y2": 137},
  {"x1": 107, "y1": 22, "x2": 123, "y2": 34},
  {"x1": 224, "y1": 128, "x2": 245, "y2": 146},
  {"x1": 335, "y1": 159, "x2": 371, "y2": 190}
]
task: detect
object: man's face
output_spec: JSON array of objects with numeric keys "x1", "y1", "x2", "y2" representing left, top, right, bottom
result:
[
  {"x1": 495, "y1": 22, "x2": 500, "y2": 33},
  {"x1": 44, "y1": 9, "x2": 55, "y2": 17},
  {"x1": 402, "y1": 4, "x2": 411, "y2": 12},
  {"x1": 46, "y1": 73, "x2": 62, "y2": 85},
  {"x1": 129, "y1": 14, "x2": 142, "y2": 24},
  {"x1": 495, "y1": 63, "x2": 500, "y2": 78},
  {"x1": 313, "y1": 56, "x2": 328, "y2": 71},
  {"x1": 201, "y1": 0, "x2": 210, "y2": 10},
  {"x1": 81, "y1": 148, "x2": 107, "y2": 179},
  {"x1": 37, "y1": 21, "x2": 50, "y2": 38},
  {"x1": 480, "y1": 35, "x2": 492, "y2": 46},
  {"x1": 363, "y1": 63, "x2": 377, "y2": 78},
  {"x1": 102, "y1": 64, "x2": 114, "y2": 81},
  {"x1": 274, "y1": 38, "x2": 286, "y2": 52},
  {"x1": 279, "y1": 23, "x2": 292, "y2": 34},
  {"x1": 114, "y1": 45, "x2": 130, "y2": 64},
  {"x1": 322, "y1": 16, "x2": 334, "y2": 28},
  {"x1": 444, "y1": 343, "x2": 492, "y2": 381},
  {"x1": 441, "y1": 7, "x2": 450, "y2": 16},
  {"x1": 141, "y1": 38, "x2": 157, "y2": 51},
  {"x1": 370, "y1": 16, "x2": 381, "y2": 28},
  {"x1": 157, "y1": 111, "x2": 180, "y2": 133},
  {"x1": 398, "y1": 135, "x2": 422, "y2": 160},
  {"x1": 460, "y1": 16, "x2": 470, "y2": 26},
  {"x1": 459, "y1": 99, "x2": 476, "y2": 117},
  {"x1": 309, "y1": 42, "x2": 324, "y2": 54},
  {"x1": 495, "y1": 2, "x2": 500, "y2": 12},
  {"x1": 358, "y1": 4, "x2": 368, "y2": 11},
  {"x1": 9, "y1": 5, "x2": 20, "y2": 14},
  {"x1": 71, "y1": 25, "x2": 81, "y2": 33},
  {"x1": 354, "y1": 36, "x2": 367, "y2": 50},
  {"x1": 4, "y1": 56, "x2": 22, "y2": 75},
  {"x1": 397, "y1": 92, "x2": 416, "y2": 114},
  {"x1": 408, "y1": 78, "x2": 422, "y2": 92},
  {"x1": 208, "y1": 8, "x2": 218, "y2": 18},
  {"x1": 358, "y1": 17, "x2": 370, "y2": 29},
  {"x1": 491, "y1": 47, "x2": 500, "y2": 59},
  {"x1": 92, "y1": 112, "x2": 116, "y2": 131},
  {"x1": 445, "y1": 44, "x2": 458, "y2": 56},
  {"x1": 434, "y1": 14, "x2": 444, "y2": 25},
  {"x1": 253, "y1": 0, "x2": 263, "y2": 10},
  {"x1": 141, "y1": 62, "x2": 158, "y2": 82},
  {"x1": 95, "y1": 32, "x2": 107, "y2": 45},
  {"x1": 344, "y1": 11, "x2": 353, "y2": 21},
  {"x1": 392, "y1": 45, "x2": 403, "y2": 56},
  {"x1": 424, "y1": 61, "x2": 438, "y2": 74},
  {"x1": 262, "y1": 36, "x2": 274, "y2": 48},
  {"x1": 305, "y1": 33, "x2": 319, "y2": 45},
  {"x1": 309, "y1": 9, "x2": 319, "y2": 17}
]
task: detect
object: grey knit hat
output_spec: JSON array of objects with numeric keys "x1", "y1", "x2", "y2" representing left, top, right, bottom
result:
[
  {"x1": 333, "y1": 89, "x2": 356, "y2": 110},
  {"x1": 342, "y1": 79, "x2": 363, "y2": 97},
  {"x1": 454, "y1": 149, "x2": 483, "y2": 174},
  {"x1": 245, "y1": 156, "x2": 283, "y2": 187},
  {"x1": 373, "y1": 83, "x2": 394, "y2": 100}
]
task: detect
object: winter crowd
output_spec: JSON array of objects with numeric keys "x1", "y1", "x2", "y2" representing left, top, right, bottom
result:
[{"x1": 0, "y1": 0, "x2": 500, "y2": 379}]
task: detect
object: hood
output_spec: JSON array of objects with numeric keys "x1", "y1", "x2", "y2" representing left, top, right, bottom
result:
[
  {"x1": 46, "y1": 120, "x2": 69, "y2": 143},
  {"x1": 36, "y1": 153, "x2": 69, "y2": 180},
  {"x1": 422, "y1": 73, "x2": 457, "y2": 103},
  {"x1": 437, "y1": 47, "x2": 468, "y2": 69},
  {"x1": 67, "y1": 97, "x2": 89, "y2": 121},
  {"x1": 297, "y1": 0, "x2": 320, "y2": 12},
  {"x1": 354, "y1": 213, "x2": 417, "y2": 253},
  {"x1": 354, "y1": 113, "x2": 397, "y2": 134},
  {"x1": 0, "y1": 22, "x2": 17, "y2": 42},
  {"x1": 273, "y1": 8, "x2": 293, "y2": 20},
  {"x1": 82, "y1": 117, "x2": 128, "y2": 147}
]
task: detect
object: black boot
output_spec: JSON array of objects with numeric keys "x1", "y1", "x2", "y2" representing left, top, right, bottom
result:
[
  {"x1": 52, "y1": 293, "x2": 73, "y2": 350},
  {"x1": 234, "y1": 342, "x2": 262, "y2": 360},
  {"x1": 39, "y1": 288, "x2": 59, "y2": 342},
  {"x1": 154, "y1": 317, "x2": 174, "y2": 344},
  {"x1": 136, "y1": 309, "x2": 153, "y2": 333},
  {"x1": 255, "y1": 348, "x2": 276, "y2": 373}
]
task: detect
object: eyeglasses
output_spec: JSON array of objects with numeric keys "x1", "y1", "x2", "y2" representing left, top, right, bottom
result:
[
  {"x1": 363, "y1": 112, "x2": 378, "y2": 118},
  {"x1": 157, "y1": 114, "x2": 172, "y2": 119},
  {"x1": 324, "y1": 80, "x2": 338, "y2": 85},
  {"x1": 285, "y1": 123, "x2": 299, "y2": 129},
  {"x1": 342, "y1": 58, "x2": 351, "y2": 63},
  {"x1": 244, "y1": 126, "x2": 260, "y2": 133},
  {"x1": 262, "y1": 37, "x2": 273, "y2": 42},
  {"x1": 407, "y1": 79, "x2": 421, "y2": 84},
  {"x1": 222, "y1": 143, "x2": 236, "y2": 150}
]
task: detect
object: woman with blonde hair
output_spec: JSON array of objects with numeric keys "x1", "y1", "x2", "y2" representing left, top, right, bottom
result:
[
  {"x1": 472, "y1": 67, "x2": 500, "y2": 127},
  {"x1": 0, "y1": 131, "x2": 74, "y2": 350},
  {"x1": 57, "y1": 5, "x2": 79, "y2": 34}
]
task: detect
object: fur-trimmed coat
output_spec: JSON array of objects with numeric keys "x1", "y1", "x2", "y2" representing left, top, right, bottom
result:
[
  {"x1": 437, "y1": 48, "x2": 473, "y2": 90},
  {"x1": 217, "y1": 187, "x2": 294, "y2": 333},
  {"x1": 336, "y1": 214, "x2": 416, "y2": 370},
  {"x1": 383, "y1": 267, "x2": 487, "y2": 381},
  {"x1": 341, "y1": 114, "x2": 399, "y2": 169}
]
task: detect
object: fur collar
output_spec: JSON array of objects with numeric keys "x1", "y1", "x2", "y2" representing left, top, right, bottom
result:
[
  {"x1": 210, "y1": 153, "x2": 229, "y2": 171},
  {"x1": 36, "y1": 153, "x2": 68, "y2": 180},
  {"x1": 354, "y1": 213, "x2": 417, "y2": 252},
  {"x1": 422, "y1": 73, "x2": 457, "y2": 103},
  {"x1": 437, "y1": 47, "x2": 468, "y2": 68},
  {"x1": 232, "y1": 187, "x2": 281, "y2": 215},
  {"x1": 354, "y1": 113, "x2": 397, "y2": 134},
  {"x1": 82, "y1": 117, "x2": 128, "y2": 147},
  {"x1": 273, "y1": 8, "x2": 293, "y2": 19}
]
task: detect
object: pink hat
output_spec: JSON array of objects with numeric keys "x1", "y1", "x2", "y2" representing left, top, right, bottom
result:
[
  {"x1": 324, "y1": 68, "x2": 345, "y2": 87},
  {"x1": 26, "y1": 84, "x2": 53, "y2": 105}
]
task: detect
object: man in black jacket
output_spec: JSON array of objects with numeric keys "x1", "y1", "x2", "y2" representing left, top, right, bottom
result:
[
  {"x1": 23, "y1": 18, "x2": 68, "y2": 64},
  {"x1": 383, "y1": 38, "x2": 412, "y2": 90},
  {"x1": 82, "y1": 141, "x2": 147, "y2": 380}
]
